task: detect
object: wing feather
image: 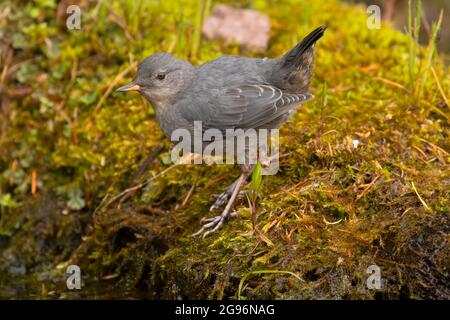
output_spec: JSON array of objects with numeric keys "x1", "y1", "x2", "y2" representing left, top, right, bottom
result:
[{"x1": 184, "y1": 83, "x2": 312, "y2": 131}]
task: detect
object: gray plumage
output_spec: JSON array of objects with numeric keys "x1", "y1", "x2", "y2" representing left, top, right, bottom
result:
[
  {"x1": 117, "y1": 26, "x2": 326, "y2": 139},
  {"x1": 116, "y1": 26, "x2": 326, "y2": 237}
]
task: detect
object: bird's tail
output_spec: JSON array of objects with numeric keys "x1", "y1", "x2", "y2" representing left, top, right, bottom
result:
[
  {"x1": 272, "y1": 26, "x2": 326, "y2": 93},
  {"x1": 281, "y1": 25, "x2": 326, "y2": 68}
]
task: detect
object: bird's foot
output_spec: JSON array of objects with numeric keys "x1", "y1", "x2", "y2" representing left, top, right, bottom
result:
[
  {"x1": 192, "y1": 173, "x2": 247, "y2": 237},
  {"x1": 209, "y1": 178, "x2": 244, "y2": 211},
  {"x1": 209, "y1": 190, "x2": 232, "y2": 211},
  {"x1": 191, "y1": 208, "x2": 238, "y2": 238}
]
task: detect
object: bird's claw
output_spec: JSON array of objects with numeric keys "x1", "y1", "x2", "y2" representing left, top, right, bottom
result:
[
  {"x1": 209, "y1": 190, "x2": 231, "y2": 211},
  {"x1": 194, "y1": 173, "x2": 247, "y2": 237},
  {"x1": 192, "y1": 210, "x2": 237, "y2": 237},
  {"x1": 210, "y1": 190, "x2": 247, "y2": 211}
]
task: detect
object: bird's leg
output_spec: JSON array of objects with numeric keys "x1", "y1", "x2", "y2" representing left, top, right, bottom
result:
[
  {"x1": 209, "y1": 177, "x2": 243, "y2": 211},
  {"x1": 192, "y1": 173, "x2": 247, "y2": 237}
]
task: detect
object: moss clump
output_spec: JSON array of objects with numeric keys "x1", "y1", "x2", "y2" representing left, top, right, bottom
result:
[{"x1": 0, "y1": 0, "x2": 449, "y2": 299}]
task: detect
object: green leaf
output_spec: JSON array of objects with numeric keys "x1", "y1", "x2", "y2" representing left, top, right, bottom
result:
[
  {"x1": 0, "y1": 194, "x2": 16, "y2": 208},
  {"x1": 251, "y1": 161, "x2": 262, "y2": 192},
  {"x1": 79, "y1": 92, "x2": 98, "y2": 106},
  {"x1": 12, "y1": 33, "x2": 29, "y2": 49},
  {"x1": 67, "y1": 187, "x2": 85, "y2": 210},
  {"x1": 321, "y1": 82, "x2": 328, "y2": 107},
  {"x1": 160, "y1": 153, "x2": 172, "y2": 165},
  {"x1": 16, "y1": 62, "x2": 39, "y2": 83}
]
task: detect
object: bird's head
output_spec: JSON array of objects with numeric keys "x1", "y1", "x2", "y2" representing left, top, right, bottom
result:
[{"x1": 116, "y1": 52, "x2": 194, "y2": 107}]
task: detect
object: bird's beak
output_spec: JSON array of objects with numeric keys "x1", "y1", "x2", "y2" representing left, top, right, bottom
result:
[{"x1": 116, "y1": 82, "x2": 140, "y2": 92}]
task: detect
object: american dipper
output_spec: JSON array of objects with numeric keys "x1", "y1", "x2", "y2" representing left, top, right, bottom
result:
[{"x1": 117, "y1": 26, "x2": 326, "y2": 237}]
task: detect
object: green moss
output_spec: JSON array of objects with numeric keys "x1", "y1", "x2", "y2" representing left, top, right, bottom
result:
[{"x1": 0, "y1": 0, "x2": 449, "y2": 299}]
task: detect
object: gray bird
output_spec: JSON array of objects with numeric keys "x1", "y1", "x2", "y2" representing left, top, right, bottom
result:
[{"x1": 117, "y1": 26, "x2": 326, "y2": 237}]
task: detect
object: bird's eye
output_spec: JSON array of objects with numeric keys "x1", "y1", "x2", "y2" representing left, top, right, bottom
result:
[{"x1": 156, "y1": 73, "x2": 166, "y2": 81}]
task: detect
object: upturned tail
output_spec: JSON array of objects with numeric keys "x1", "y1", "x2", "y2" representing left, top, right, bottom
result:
[
  {"x1": 281, "y1": 25, "x2": 326, "y2": 68},
  {"x1": 272, "y1": 25, "x2": 326, "y2": 93}
]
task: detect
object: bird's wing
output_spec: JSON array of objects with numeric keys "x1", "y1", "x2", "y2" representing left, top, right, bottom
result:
[{"x1": 200, "y1": 84, "x2": 312, "y2": 130}]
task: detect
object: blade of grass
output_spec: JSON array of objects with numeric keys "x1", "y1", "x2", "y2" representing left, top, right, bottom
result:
[
  {"x1": 412, "y1": 0, "x2": 423, "y2": 96},
  {"x1": 407, "y1": 0, "x2": 415, "y2": 89},
  {"x1": 94, "y1": 61, "x2": 138, "y2": 113},
  {"x1": 430, "y1": 66, "x2": 449, "y2": 108},
  {"x1": 410, "y1": 181, "x2": 432, "y2": 212},
  {"x1": 303, "y1": 2, "x2": 311, "y2": 29},
  {"x1": 190, "y1": 0, "x2": 205, "y2": 60},
  {"x1": 418, "y1": 10, "x2": 443, "y2": 99},
  {"x1": 177, "y1": 8, "x2": 186, "y2": 57},
  {"x1": 414, "y1": 0, "x2": 422, "y2": 42},
  {"x1": 203, "y1": 0, "x2": 212, "y2": 20}
]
